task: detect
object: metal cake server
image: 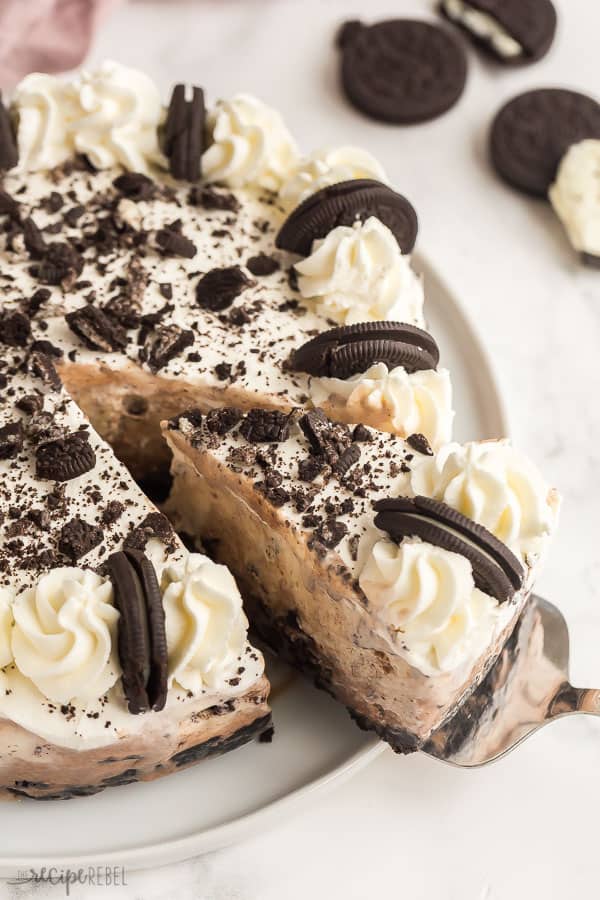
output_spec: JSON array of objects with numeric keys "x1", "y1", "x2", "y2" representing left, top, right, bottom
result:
[{"x1": 423, "y1": 595, "x2": 600, "y2": 767}]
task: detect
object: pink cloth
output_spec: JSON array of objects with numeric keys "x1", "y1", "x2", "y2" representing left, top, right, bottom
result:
[{"x1": 0, "y1": 0, "x2": 122, "y2": 89}]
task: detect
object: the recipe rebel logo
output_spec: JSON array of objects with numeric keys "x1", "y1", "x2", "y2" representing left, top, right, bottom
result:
[{"x1": 7, "y1": 865, "x2": 128, "y2": 895}]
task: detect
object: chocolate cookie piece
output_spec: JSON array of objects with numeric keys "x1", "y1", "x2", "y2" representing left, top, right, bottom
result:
[
  {"x1": 142, "y1": 323, "x2": 194, "y2": 373},
  {"x1": 0, "y1": 90, "x2": 18, "y2": 171},
  {"x1": 439, "y1": 0, "x2": 556, "y2": 65},
  {"x1": 276, "y1": 179, "x2": 418, "y2": 256},
  {"x1": 291, "y1": 322, "x2": 439, "y2": 378},
  {"x1": 35, "y1": 431, "x2": 96, "y2": 482},
  {"x1": 164, "y1": 83, "x2": 205, "y2": 182},
  {"x1": 374, "y1": 495, "x2": 524, "y2": 602},
  {"x1": 490, "y1": 89, "x2": 600, "y2": 197},
  {"x1": 0, "y1": 421, "x2": 24, "y2": 459},
  {"x1": 65, "y1": 305, "x2": 128, "y2": 353},
  {"x1": 337, "y1": 19, "x2": 467, "y2": 124},
  {"x1": 58, "y1": 517, "x2": 103, "y2": 562},
  {"x1": 196, "y1": 265, "x2": 254, "y2": 312}
]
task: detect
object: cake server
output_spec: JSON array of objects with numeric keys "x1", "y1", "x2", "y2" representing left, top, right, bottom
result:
[{"x1": 423, "y1": 595, "x2": 598, "y2": 767}]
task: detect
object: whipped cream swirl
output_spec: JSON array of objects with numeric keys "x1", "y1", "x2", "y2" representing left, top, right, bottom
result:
[
  {"x1": 202, "y1": 94, "x2": 299, "y2": 191},
  {"x1": 162, "y1": 553, "x2": 250, "y2": 694},
  {"x1": 549, "y1": 140, "x2": 600, "y2": 258},
  {"x1": 13, "y1": 61, "x2": 164, "y2": 173},
  {"x1": 360, "y1": 538, "x2": 499, "y2": 676},
  {"x1": 0, "y1": 588, "x2": 15, "y2": 669},
  {"x1": 410, "y1": 440, "x2": 559, "y2": 563},
  {"x1": 279, "y1": 145, "x2": 388, "y2": 211},
  {"x1": 294, "y1": 217, "x2": 425, "y2": 326},
  {"x1": 11, "y1": 568, "x2": 120, "y2": 704},
  {"x1": 442, "y1": 0, "x2": 522, "y2": 58},
  {"x1": 310, "y1": 362, "x2": 453, "y2": 450}
]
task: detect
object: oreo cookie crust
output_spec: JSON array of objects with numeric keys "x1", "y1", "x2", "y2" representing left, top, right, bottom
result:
[
  {"x1": 337, "y1": 19, "x2": 468, "y2": 124},
  {"x1": 439, "y1": 0, "x2": 557, "y2": 65},
  {"x1": 491, "y1": 89, "x2": 600, "y2": 197},
  {"x1": 276, "y1": 179, "x2": 418, "y2": 256}
]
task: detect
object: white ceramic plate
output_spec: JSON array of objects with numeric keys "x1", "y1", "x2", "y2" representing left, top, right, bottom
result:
[{"x1": 0, "y1": 254, "x2": 509, "y2": 876}]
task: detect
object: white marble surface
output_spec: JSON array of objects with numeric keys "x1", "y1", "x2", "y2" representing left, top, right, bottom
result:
[{"x1": 3, "y1": 0, "x2": 600, "y2": 897}]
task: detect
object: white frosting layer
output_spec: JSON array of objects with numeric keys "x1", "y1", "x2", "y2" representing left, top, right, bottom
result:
[
  {"x1": 162, "y1": 553, "x2": 249, "y2": 694},
  {"x1": 410, "y1": 440, "x2": 560, "y2": 564},
  {"x1": 549, "y1": 139, "x2": 600, "y2": 257},
  {"x1": 13, "y1": 61, "x2": 164, "y2": 173},
  {"x1": 295, "y1": 217, "x2": 425, "y2": 326},
  {"x1": 442, "y1": 0, "x2": 522, "y2": 58},
  {"x1": 359, "y1": 538, "x2": 500, "y2": 676},
  {"x1": 310, "y1": 362, "x2": 453, "y2": 450},
  {"x1": 0, "y1": 587, "x2": 14, "y2": 669},
  {"x1": 11, "y1": 568, "x2": 120, "y2": 705},
  {"x1": 202, "y1": 93, "x2": 299, "y2": 191},
  {"x1": 279, "y1": 145, "x2": 388, "y2": 211}
]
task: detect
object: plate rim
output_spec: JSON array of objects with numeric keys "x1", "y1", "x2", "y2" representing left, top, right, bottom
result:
[{"x1": 0, "y1": 251, "x2": 510, "y2": 875}]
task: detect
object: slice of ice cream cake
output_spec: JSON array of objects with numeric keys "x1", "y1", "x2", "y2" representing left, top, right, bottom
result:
[{"x1": 165, "y1": 406, "x2": 559, "y2": 751}]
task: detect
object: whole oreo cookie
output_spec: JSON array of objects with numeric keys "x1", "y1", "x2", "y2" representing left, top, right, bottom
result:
[
  {"x1": 276, "y1": 179, "x2": 418, "y2": 257},
  {"x1": 108, "y1": 549, "x2": 168, "y2": 715},
  {"x1": 291, "y1": 322, "x2": 439, "y2": 378},
  {"x1": 337, "y1": 19, "x2": 467, "y2": 124},
  {"x1": 374, "y1": 495, "x2": 524, "y2": 602},
  {"x1": 439, "y1": 0, "x2": 557, "y2": 65},
  {"x1": 164, "y1": 83, "x2": 205, "y2": 182},
  {"x1": 491, "y1": 89, "x2": 600, "y2": 197}
]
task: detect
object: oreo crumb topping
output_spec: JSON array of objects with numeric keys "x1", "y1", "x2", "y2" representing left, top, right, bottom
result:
[
  {"x1": 239, "y1": 409, "x2": 292, "y2": 443},
  {"x1": 65, "y1": 305, "x2": 128, "y2": 352},
  {"x1": 58, "y1": 517, "x2": 103, "y2": 562},
  {"x1": 124, "y1": 512, "x2": 176, "y2": 554},
  {"x1": 35, "y1": 431, "x2": 96, "y2": 482},
  {"x1": 155, "y1": 226, "x2": 197, "y2": 259},
  {"x1": 196, "y1": 265, "x2": 253, "y2": 312},
  {"x1": 33, "y1": 242, "x2": 84, "y2": 289},
  {"x1": 206, "y1": 407, "x2": 244, "y2": 435},
  {"x1": 406, "y1": 433, "x2": 434, "y2": 456},
  {"x1": 246, "y1": 253, "x2": 280, "y2": 276},
  {"x1": 189, "y1": 185, "x2": 240, "y2": 212},
  {"x1": 141, "y1": 323, "x2": 194, "y2": 372},
  {"x1": 113, "y1": 172, "x2": 155, "y2": 201},
  {"x1": 0, "y1": 421, "x2": 24, "y2": 459}
]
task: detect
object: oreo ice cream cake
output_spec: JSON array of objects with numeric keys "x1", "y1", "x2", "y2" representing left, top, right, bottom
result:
[{"x1": 0, "y1": 59, "x2": 559, "y2": 793}]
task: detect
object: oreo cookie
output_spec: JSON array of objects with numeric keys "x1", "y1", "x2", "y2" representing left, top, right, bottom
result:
[
  {"x1": 374, "y1": 495, "x2": 524, "y2": 602},
  {"x1": 337, "y1": 19, "x2": 467, "y2": 124},
  {"x1": 0, "y1": 90, "x2": 18, "y2": 171},
  {"x1": 440, "y1": 0, "x2": 557, "y2": 65},
  {"x1": 490, "y1": 89, "x2": 600, "y2": 197},
  {"x1": 276, "y1": 179, "x2": 418, "y2": 257},
  {"x1": 164, "y1": 83, "x2": 205, "y2": 182},
  {"x1": 290, "y1": 322, "x2": 439, "y2": 378},
  {"x1": 108, "y1": 550, "x2": 168, "y2": 714}
]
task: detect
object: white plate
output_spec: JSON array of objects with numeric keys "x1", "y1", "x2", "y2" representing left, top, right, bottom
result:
[{"x1": 0, "y1": 253, "x2": 509, "y2": 876}]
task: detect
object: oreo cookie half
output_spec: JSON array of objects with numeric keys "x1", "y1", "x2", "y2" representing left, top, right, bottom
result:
[
  {"x1": 337, "y1": 19, "x2": 467, "y2": 124},
  {"x1": 290, "y1": 322, "x2": 439, "y2": 378},
  {"x1": 374, "y1": 495, "x2": 524, "y2": 602},
  {"x1": 164, "y1": 83, "x2": 205, "y2": 182},
  {"x1": 108, "y1": 550, "x2": 168, "y2": 714},
  {"x1": 276, "y1": 179, "x2": 418, "y2": 256},
  {"x1": 440, "y1": 0, "x2": 557, "y2": 65},
  {"x1": 490, "y1": 89, "x2": 600, "y2": 197}
]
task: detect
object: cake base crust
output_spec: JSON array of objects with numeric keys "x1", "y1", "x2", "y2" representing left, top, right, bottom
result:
[{"x1": 0, "y1": 678, "x2": 271, "y2": 801}]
